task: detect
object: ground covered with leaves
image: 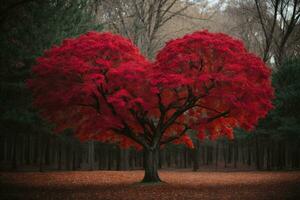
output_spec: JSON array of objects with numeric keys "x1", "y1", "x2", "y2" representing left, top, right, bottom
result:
[{"x1": 1, "y1": 170, "x2": 299, "y2": 200}]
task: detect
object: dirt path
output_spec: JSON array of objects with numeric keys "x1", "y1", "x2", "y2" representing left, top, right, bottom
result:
[{"x1": 1, "y1": 170, "x2": 299, "y2": 199}]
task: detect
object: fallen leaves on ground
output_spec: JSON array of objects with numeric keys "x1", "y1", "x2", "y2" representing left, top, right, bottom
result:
[{"x1": 1, "y1": 170, "x2": 299, "y2": 200}]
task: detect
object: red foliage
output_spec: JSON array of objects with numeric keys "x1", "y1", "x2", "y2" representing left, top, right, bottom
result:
[
  {"x1": 28, "y1": 31, "x2": 274, "y2": 149},
  {"x1": 153, "y1": 31, "x2": 273, "y2": 142}
]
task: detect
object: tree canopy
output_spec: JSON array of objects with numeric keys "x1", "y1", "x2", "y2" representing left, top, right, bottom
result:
[
  {"x1": 28, "y1": 31, "x2": 274, "y2": 149},
  {"x1": 28, "y1": 30, "x2": 274, "y2": 182}
]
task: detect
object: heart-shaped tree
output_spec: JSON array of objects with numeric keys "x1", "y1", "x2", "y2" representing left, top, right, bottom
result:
[{"x1": 27, "y1": 31, "x2": 274, "y2": 182}]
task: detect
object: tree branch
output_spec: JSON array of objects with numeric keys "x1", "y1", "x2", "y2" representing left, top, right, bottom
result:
[{"x1": 160, "y1": 124, "x2": 189, "y2": 145}]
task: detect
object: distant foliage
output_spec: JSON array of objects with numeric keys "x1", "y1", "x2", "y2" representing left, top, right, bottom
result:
[
  {"x1": 273, "y1": 58, "x2": 300, "y2": 117},
  {"x1": 257, "y1": 58, "x2": 300, "y2": 138},
  {"x1": 28, "y1": 31, "x2": 274, "y2": 149},
  {"x1": 0, "y1": 0, "x2": 102, "y2": 134}
]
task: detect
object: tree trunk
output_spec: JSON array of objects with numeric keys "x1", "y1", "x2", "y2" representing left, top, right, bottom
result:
[
  {"x1": 38, "y1": 135, "x2": 44, "y2": 172},
  {"x1": 223, "y1": 141, "x2": 227, "y2": 168},
  {"x1": 267, "y1": 140, "x2": 271, "y2": 170},
  {"x1": 234, "y1": 141, "x2": 238, "y2": 168},
  {"x1": 142, "y1": 147, "x2": 161, "y2": 183},
  {"x1": 58, "y1": 141, "x2": 62, "y2": 170},
  {"x1": 88, "y1": 140, "x2": 94, "y2": 171},
  {"x1": 247, "y1": 140, "x2": 251, "y2": 166},
  {"x1": 193, "y1": 140, "x2": 200, "y2": 171},
  {"x1": 215, "y1": 142, "x2": 219, "y2": 169},
  {"x1": 11, "y1": 134, "x2": 18, "y2": 170},
  {"x1": 255, "y1": 133, "x2": 260, "y2": 170}
]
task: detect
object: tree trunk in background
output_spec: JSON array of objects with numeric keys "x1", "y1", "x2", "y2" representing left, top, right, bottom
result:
[
  {"x1": 261, "y1": 140, "x2": 265, "y2": 169},
  {"x1": 228, "y1": 142, "x2": 232, "y2": 164},
  {"x1": 296, "y1": 140, "x2": 300, "y2": 168},
  {"x1": 206, "y1": 146, "x2": 209, "y2": 165},
  {"x1": 184, "y1": 148, "x2": 187, "y2": 168},
  {"x1": 108, "y1": 147, "x2": 112, "y2": 170},
  {"x1": 215, "y1": 142, "x2": 219, "y2": 169},
  {"x1": 2, "y1": 133, "x2": 299, "y2": 172},
  {"x1": 223, "y1": 141, "x2": 227, "y2": 168},
  {"x1": 267, "y1": 140, "x2": 271, "y2": 170},
  {"x1": 66, "y1": 144, "x2": 70, "y2": 171},
  {"x1": 11, "y1": 134, "x2": 18, "y2": 170},
  {"x1": 234, "y1": 140, "x2": 238, "y2": 168},
  {"x1": 142, "y1": 147, "x2": 161, "y2": 183},
  {"x1": 88, "y1": 140, "x2": 94, "y2": 170},
  {"x1": 39, "y1": 135, "x2": 44, "y2": 172},
  {"x1": 120, "y1": 149, "x2": 129, "y2": 170},
  {"x1": 255, "y1": 133, "x2": 261, "y2": 170},
  {"x1": 247, "y1": 140, "x2": 251, "y2": 166},
  {"x1": 72, "y1": 148, "x2": 76, "y2": 171},
  {"x1": 29, "y1": 135, "x2": 34, "y2": 165},
  {"x1": 45, "y1": 138, "x2": 50, "y2": 165},
  {"x1": 117, "y1": 146, "x2": 121, "y2": 170},
  {"x1": 27, "y1": 135, "x2": 31, "y2": 164},
  {"x1": 242, "y1": 140, "x2": 245, "y2": 165},
  {"x1": 166, "y1": 150, "x2": 171, "y2": 167},
  {"x1": 193, "y1": 140, "x2": 200, "y2": 171},
  {"x1": 3, "y1": 136, "x2": 8, "y2": 161},
  {"x1": 271, "y1": 140, "x2": 275, "y2": 169},
  {"x1": 282, "y1": 141, "x2": 286, "y2": 169},
  {"x1": 277, "y1": 141, "x2": 281, "y2": 169},
  {"x1": 98, "y1": 145, "x2": 103, "y2": 169},
  {"x1": 58, "y1": 141, "x2": 62, "y2": 170}
]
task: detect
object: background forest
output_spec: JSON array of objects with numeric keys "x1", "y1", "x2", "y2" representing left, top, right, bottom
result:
[{"x1": 0, "y1": 0, "x2": 300, "y2": 172}]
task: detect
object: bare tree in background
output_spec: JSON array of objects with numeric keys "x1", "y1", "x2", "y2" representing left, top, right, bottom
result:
[
  {"x1": 222, "y1": 0, "x2": 265, "y2": 56},
  {"x1": 253, "y1": 0, "x2": 300, "y2": 66},
  {"x1": 223, "y1": 0, "x2": 300, "y2": 67},
  {"x1": 93, "y1": 0, "x2": 214, "y2": 59}
]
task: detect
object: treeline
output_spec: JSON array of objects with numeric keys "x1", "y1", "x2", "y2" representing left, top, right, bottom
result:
[
  {"x1": 1, "y1": 1, "x2": 300, "y2": 172},
  {"x1": 1, "y1": 133, "x2": 299, "y2": 171}
]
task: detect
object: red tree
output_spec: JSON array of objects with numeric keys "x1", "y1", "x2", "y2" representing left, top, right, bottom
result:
[{"x1": 28, "y1": 31, "x2": 273, "y2": 182}]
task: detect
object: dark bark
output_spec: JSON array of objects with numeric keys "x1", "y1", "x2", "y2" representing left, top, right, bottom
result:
[
  {"x1": 183, "y1": 148, "x2": 187, "y2": 168},
  {"x1": 58, "y1": 141, "x2": 62, "y2": 170},
  {"x1": 88, "y1": 141, "x2": 94, "y2": 170},
  {"x1": 3, "y1": 136, "x2": 8, "y2": 161},
  {"x1": 99, "y1": 145, "x2": 103, "y2": 169},
  {"x1": 261, "y1": 140, "x2": 265, "y2": 169},
  {"x1": 206, "y1": 146, "x2": 209, "y2": 165},
  {"x1": 116, "y1": 146, "x2": 121, "y2": 170},
  {"x1": 215, "y1": 142, "x2": 219, "y2": 169},
  {"x1": 39, "y1": 135, "x2": 45, "y2": 172},
  {"x1": 166, "y1": 150, "x2": 171, "y2": 167},
  {"x1": 193, "y1": 140, "x2": 200, "y2": 171},
  {"x1": 255, "y1": 133, "x2": 261, "y2": 170},
  {"x1": 158, "y1": 149, "x2": 163, "y2": 169},
  {"x1": 26, "y1": 135, "x2": 30, "y2": 165},
  {"x1": 267, "y1": 141, "x2": 271, "y2": 170},
  {"x1": 247, "y1": 140, "x2": 251, "y2": 166},
  {"x1": 45, "y1": 138, "x2": 50, "y2": 165},
  {"x1": 142, "y1": 147, "x2": 161, "y2": 183},
  {"x1": 234, "y1": 141, "x2": 238, "y2": 168},
  {"x1": 228, "y1": 142, "x2": 232, "y2": 164},
  {"x1": 72, "y1": 150, "x2": 76, "y2": 171},
  {"x1": 223, "y1": 141, "x2": 227, "y2": 168},
  {"x1": 11, "y1": 134, "x2": 18, "y2": 170},
  {"x1": 121, "y1": 149, "x2": 129, "y2": 170},
  {"x1": 108, "y1": 147, "x2": 112, "y2": 170}
]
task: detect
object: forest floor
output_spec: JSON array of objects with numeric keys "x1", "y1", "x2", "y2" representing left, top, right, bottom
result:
[{"x1": 1, "y1": 170, "x2": 300, "y2": 200}]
